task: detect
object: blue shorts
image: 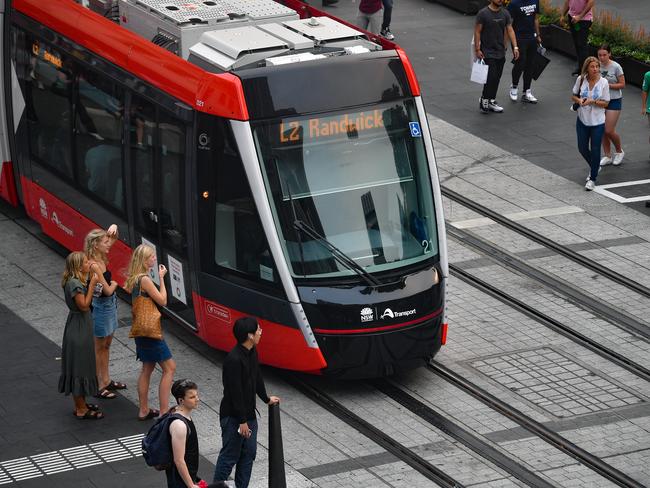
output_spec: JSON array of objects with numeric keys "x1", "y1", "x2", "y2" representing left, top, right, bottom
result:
[
  {"x1": 607, "y1": 98, "x2": 622, "y2": 110},
  {"x1": 92, "y1": 294, "x2": 118, "y2": 337},
  {"x1": 135, "y1": 337, "x2": 172, "y2": 363}
]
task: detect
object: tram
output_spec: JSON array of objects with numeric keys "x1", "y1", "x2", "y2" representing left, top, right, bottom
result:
[{"x1": 0, "y1": 0, "x2": 448, "y2": 378}]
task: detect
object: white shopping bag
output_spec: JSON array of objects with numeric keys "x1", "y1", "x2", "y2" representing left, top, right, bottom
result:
[{"x1": 470, "y1": 59, "x2": 489, "y2": 84}]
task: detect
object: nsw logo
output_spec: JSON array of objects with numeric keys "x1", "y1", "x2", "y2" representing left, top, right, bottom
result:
[{"x1": 360, "y1": 307, "x2": 374, "y2": 322}]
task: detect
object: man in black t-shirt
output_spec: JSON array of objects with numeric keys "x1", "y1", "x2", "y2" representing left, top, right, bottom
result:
[
  {"x1": 474, "y1": 0, "x2": 519, "y2": 113},
  {"x1": 508, "y1": 0, "x2": 542, "y2": 103}
]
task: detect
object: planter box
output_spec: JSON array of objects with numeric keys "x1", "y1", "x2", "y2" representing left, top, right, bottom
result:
[
  {"x1": 433, "y1": 0, "x2": 488, "y2": 15},
  {"x1": 545, "y1": 23, "x2": 576, "y2": 58},
  {"x1": 541, "y1": 23, "x2": 650, "y2": 88},
  {"x1": 620, "y1": 57, "x2": 650, "y2": 89}
]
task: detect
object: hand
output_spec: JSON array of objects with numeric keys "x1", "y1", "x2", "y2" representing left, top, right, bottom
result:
[
  {"x1": 159, "y1": 264, "x2": 167, "y2": 278},
  {"x1": 268, "y1": 396, "x2": 280, "y2": 405},
  {"x1": 475, "y1": 49, "x2": 484, "y2": 60},
  {"x1": 571, "y1": 14, "x2": 581, "y2": 23},
  {"x1": 106, "y1": 224, "x2": 118, "y2": 238},
  {"x1": 537, "y1": 36, "x2": 542, "y2": 44},
  {"x1": 89, "y1": 272, "x2": 100, "y2": 284},
  {"x1": 513, "y1": 49, "x2": 520, "y2": 61},
  {"x1": 580, "y1": 97, "x2": 590, "y2": 106},
  {"x1": 559, "y1": 16, "x2": 567, "y2": 28},
  {"x1": 239, "y1": 422, "x2": 252, "y2": 438},
  {"x1": 110, "y1": 280, "x2": 117, "y2": 287}
]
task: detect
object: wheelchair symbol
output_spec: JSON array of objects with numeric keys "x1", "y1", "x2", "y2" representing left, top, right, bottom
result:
[{"x1": 409, "y1": 122, "x2": 422, "y2": 137}]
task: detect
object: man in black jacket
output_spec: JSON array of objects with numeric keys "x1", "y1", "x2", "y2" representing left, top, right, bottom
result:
[{"x1": 213, "y1": 317, "x2": 279, "y2": 488}]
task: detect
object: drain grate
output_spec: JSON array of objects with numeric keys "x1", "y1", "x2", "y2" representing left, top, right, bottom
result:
[
  {"x1": 0, "y1": 433, "x2": 144, "y2": 484},
  {"x1": 470, "y1": 348, "x2": 644, "y2": 418}
]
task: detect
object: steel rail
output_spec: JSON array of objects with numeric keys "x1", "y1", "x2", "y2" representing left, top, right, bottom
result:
[
  {"x1": 448, "y1": 225, "x2": 650, "y2": 341},
  {"x1": 442, "y1": 186, "x2": 650, "y2": 300},
  {"x1": 428, "y1": 361, "x2": 645, "y2": 488},
  {"x1": 285, "y1": 376, "x2": 465, "y2": 488},
  {"x1": 372, "y1": 379, "x2": 556, "y2": 488}
]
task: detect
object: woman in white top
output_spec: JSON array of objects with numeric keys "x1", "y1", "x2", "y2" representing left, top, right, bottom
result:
[
  {"x1": 571, "y1": 56, "x2": 610, "y2": 191},
  {"x1": 597, "y1": 44, "x2": 625, "y2": 167}
]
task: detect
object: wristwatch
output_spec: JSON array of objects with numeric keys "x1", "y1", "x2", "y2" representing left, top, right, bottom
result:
[{"x1": 514, "y1": 46, "x2": 519, "y2": 50}]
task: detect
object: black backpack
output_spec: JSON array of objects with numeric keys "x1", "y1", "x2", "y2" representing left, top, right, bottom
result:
[{"x1": 141, "y1": 412, "x2": 189, "y2": 470}]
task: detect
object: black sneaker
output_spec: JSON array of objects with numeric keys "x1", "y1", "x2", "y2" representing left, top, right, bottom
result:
[
  {"x1": 479, "y1": 98, "x2": 489, "y2": 113},
  {"x1": 381, "y1": 28, "x2": 395, "y2": 40}
]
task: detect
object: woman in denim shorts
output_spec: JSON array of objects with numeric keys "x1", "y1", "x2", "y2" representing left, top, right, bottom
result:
[{"x1": 85, "y1": 224, "x2": 127, "y2": 399}]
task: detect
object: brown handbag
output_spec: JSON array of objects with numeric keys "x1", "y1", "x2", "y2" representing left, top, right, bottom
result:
[{"x1": 129, "y1": 276, "x2": 162, "y2": 340}]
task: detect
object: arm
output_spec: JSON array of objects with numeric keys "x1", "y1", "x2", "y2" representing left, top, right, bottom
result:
[
  {"x1": 506, "y1": 25, "x2": 520, "y2": 60},
  {"x1": 223, "y1": 357, "x2": 249, "y2": 436},
  {"x1": 560, "y1": 0, "x2": 569, "y2": 25},
  {"x1": 535, "y1": 14, "x2": 542, "y2": 43},
  {"x1": 642, "y1": 91, "x2": 648, "y2": 116},
  {"x1": 170, "y1": 420, "x2": 198, "y2": 488},
  {"x1": 609, "y1": 73, "x2": 625, "y2": 91},
  {"x1": 474, "y1": 22, "x2": 484, "y2": 59},
  {"x1": 73, "y1": 274, "x2": 99, "y2": 311},
  {"x1": 105, "y1": 224, "x2": 119, "y2": 249},
  {"x1": 140, "y1": 269, "x2": 167, "y2": 307},
  {"x1": 90, "y1": 262, "x2": 118, "y2": 295}
]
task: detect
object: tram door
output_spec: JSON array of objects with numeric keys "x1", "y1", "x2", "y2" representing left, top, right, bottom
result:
[{"x1": 128, "y1": 95, "x2": 196, "y2": 327}]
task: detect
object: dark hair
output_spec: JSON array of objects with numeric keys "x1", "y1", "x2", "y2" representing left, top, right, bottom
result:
[
  {"x1": 171, "y1": 379, "x2": 197, "y2": 404},
  {"x1": 598, "y1": 43, "x2": 611, "y2": 54},
  {"x1": 233, "y1": 316, "x2": 258, "y2": 344}
]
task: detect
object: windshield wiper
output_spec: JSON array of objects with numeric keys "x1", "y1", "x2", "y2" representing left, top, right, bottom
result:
[{"x1": 293, "y1": 219, "x2": 381, "y2": 287}]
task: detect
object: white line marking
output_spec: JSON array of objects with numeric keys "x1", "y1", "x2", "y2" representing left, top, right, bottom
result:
[
  {"x1": 449, "y1": 206, "x2": 585, "y2": 229},
  {"x1": 0, "y1": 434, "x2": 144, "y2": 483},
  {"x1": 593, "y1": 179, "x2": 650, "y2": 203}
]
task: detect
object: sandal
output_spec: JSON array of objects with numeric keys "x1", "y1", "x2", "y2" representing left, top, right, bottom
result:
[
  {"x1": 137, "y1": 409, "x2": 160, "y2": 421},
  {"x1": 71, "y1": 403, "x2": 100, "y2": 416},
  {"x1": 105, "y1": 380, "x2": 127, "y2": 391},
  {"x1": 76, "y1": 409, "x2": 104, "y2": 420},
  {"x1": 94, "y1": 388, "x2": 117, "y2": 399}
]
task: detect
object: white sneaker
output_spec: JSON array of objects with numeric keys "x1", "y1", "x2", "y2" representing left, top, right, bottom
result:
[
  {"x1": 488, "y1": 100, "x2": 504, "y2": 113},
  {"x1": 612, "y1": 151, "x2": 625, "y2": 165},
  {"x1": 585, "y1": 180, "x2": 596, "y2": 191},
  {"x1": 509, "y1": 86, "x2": 518, "y2": 101},
  {"x1": 522, "y1": 89, "x2": 538, "y2": 103},
  {"x1": 600, "y1": 155, "x2": 612, "y2": 166}
]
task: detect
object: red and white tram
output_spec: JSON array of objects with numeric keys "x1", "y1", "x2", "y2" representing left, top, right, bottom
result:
[{"x1": 0, "y1": 0, "x2": 448, "y2": 378}]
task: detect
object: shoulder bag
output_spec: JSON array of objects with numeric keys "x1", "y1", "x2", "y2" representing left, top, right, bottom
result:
[{"x1": 129, "y1": 275, "x2": 162, "y2": 340}]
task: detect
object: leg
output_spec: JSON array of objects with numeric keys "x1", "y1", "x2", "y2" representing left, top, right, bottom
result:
[
  {"x1": 137, "y1": 362, "x2": 156, "y2": 418},
  {"x1": 381, "y1": 0, "x2": 393, "y2": 31},
  {"x1": 234, "y1": 418, "x2": 258, "y2": 488},
  {"x1": 73, "y1": 395, "x2": 87, "y2": 416},
  {"x1": 576, "y1": 118, "x2": 591, "y2": 166},
  {"x1": 482, "y1": 57, "x2": 505, "y2": 100},
  {"x1": 94, "y1": 335, "x2": 112, "y2": 389},
  {"x1": 604, "y1": 109, "x2": 622, "y2": 153},
  {"x1": 367, "y1": 10, "x2": 382, "y2": 35},
  {"x1": 355, "y1": 12, "x2": 370, "y2": 31},
  {"x1": 511, "y1": 43, "x2": 526, "y2": 88},
  {"x1": 158, "y1": 358, "x2": 176, "y2": 415},
  {"x1": 574, "y1": 21, "x2": 591, "y2": 72},
  {"x1": 522, "y1": 40, "x2": 536, "y2": 92},
  {"x1": 589, "y1": 124, "x2": 605, "y2": 182},
  {"x1": 213, "y1": 417, "x2": 245, "y2": 483}
]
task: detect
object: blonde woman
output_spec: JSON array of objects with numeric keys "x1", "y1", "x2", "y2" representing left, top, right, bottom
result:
[
  {"x1": 571, "y1": 56, "x2": 610, "y2": 191},
  {"x1": 59, "y1": 252, "x2": 104, "y2": 419},
  {"x1": 125, "y1": 244, "x2": 176, "y2": 420},
  {"x1": 84, "y1": 224, "x2": 126, "y2": 399}
]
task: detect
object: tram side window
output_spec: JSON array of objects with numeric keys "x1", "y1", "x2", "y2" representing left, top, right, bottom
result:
[
  {"x1": 129, "y1": 96, "x2": 156, "y2": 236},
  {"x1": 197, "y1": 116, "x2": 280, "y2": 289},
  {"x1": 75, "y1": 66, "x2": 125, "y2": 211},
  {"x1": 159, "y1": 114, "x2": 186, "y2": 254},
  {"x1": 20, "y1": 35, "x2": 73, "y2": 178}
]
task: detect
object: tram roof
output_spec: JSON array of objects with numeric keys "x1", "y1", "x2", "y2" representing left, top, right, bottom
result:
[{"x1": 13, "y1": 0, "x2": 250, "y2": 120}]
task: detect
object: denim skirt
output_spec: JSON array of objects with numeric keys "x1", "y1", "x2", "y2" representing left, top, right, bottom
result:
[
  {"x1": 135, "y1": 337, "x2": 172, "y2": 363},
  {"x1": 92, "y1": 293, "x2": 118, "y2": 337}
]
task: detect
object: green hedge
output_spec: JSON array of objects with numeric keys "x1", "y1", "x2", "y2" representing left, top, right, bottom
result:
[{"x1": 539, "y1": 0, "x2": 650, "y2": 63}]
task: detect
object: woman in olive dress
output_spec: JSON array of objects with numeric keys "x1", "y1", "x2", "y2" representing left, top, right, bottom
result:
[{"x1": 58, "y1": 251, "x2": 104, "y2": 419}]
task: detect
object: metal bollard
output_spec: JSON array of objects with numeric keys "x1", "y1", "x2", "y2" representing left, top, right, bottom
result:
[{"x1": 268, "y1": 403, "x2": 287, "y2": 488}]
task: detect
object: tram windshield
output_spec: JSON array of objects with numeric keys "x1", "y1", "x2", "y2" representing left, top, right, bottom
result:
[{"x1": 253, "y1": 99, "x2": 438, "y2": 279}]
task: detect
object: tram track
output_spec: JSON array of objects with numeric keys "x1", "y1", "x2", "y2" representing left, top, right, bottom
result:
[
  {"x1": 441, "y1": 186, "x2": 650, "y2": 300},
  {"x1": 3, "y1": 203, "x2": 647, "y2": 488}
]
